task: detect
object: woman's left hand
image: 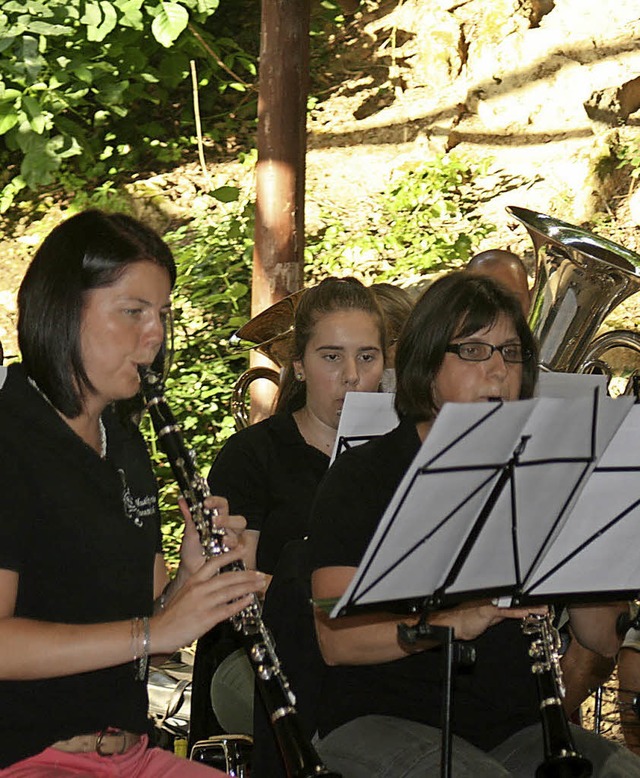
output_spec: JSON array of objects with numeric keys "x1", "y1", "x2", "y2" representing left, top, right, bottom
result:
[{"x1": 178, "y1": 495, "x2": 247, "y2": 576}]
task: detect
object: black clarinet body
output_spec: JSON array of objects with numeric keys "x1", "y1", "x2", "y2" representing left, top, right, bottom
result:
[
  {"x1": 139, "y1": 366, "x2": 341, "y2": 778},
  {"x1": 522, "y1": 612, "x2": 592, "y2": 778}
]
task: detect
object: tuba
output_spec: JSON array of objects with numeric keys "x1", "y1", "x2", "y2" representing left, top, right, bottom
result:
[
  {"x1": 508, "y1": 206, "x2": 640, "y2": 389},
  {"x1": 230, "y1": 290, "x2": 305, "y2": 429}
]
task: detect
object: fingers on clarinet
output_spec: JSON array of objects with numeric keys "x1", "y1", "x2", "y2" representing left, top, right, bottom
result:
[
  {"x1": 206, "y1": 495, "x2": 229, "y2": 517},
  {"x1": 215, "y1": 573, "x2": 266, "y2": 602},
  {"x1": 221, "y1": 530, "x2": 239, "y2": 550},
  {"x1": 200, "y1": 548, "x2": 243, "y2": 575},
  {"x1": 226, "y1": 514, "x2": 247, "y2": 533},
  {"x1": 212, "y1": 511, "x2": 246, "y2": 534},
  {"x1": 224, "y1": 593, "x2": 255, "y2": 618}
]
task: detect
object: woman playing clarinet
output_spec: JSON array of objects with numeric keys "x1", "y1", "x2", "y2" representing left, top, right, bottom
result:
[{"x1": 0, "y1": 210, "x2": 265, "y2": 776}]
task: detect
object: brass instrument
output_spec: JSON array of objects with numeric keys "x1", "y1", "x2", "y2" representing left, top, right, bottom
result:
[
  {"x1": 230, "y1": 209, "x2": 640, "y2": 426},
  {"x1": 230, "y1": 290, "x2": 304, "y2": 429},
  {"x1": 508, "y1": 206, "x2": 640, "y2": 389}
]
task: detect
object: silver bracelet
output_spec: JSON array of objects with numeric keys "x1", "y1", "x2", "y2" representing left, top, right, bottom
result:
[{"x1": 131, "y1": 616, "x2": 151, "y2": 681}]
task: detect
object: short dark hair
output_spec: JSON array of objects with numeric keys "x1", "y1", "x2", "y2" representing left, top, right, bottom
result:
[
  {"x1": 18, "y1": 209, "x2": 176, "y2": 417},
  {"x1": 395, "y1": 271, "x2": 538, "y2": 422},
  {"x1": 275, "y1": 276, "x2": 386, "y2": 414}
]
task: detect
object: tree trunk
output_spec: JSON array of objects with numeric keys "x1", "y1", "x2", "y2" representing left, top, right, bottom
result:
[{"x1": 250, "y1": 0, "x2": 311, "y2": 422}]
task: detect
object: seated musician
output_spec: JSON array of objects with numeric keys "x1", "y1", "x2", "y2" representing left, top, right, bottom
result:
[
  {"x1": 308, "y1": 271, "x2": 639, "y2": 777},
  {"x1": 192, "y1": 277, "x2": 386, "y2": 738},
  {"x1": 466, "y1": 248, "x2": 617, "y2": 719},
  {"x1": 617, "y1": 620, "x2": 640, "y2": 755},
  {"x1": 0, "y1": 210, "x2": 265, "y2": 776},
  {"x1": 370, "y1": 282, "x2": 415, "y2": 391}
]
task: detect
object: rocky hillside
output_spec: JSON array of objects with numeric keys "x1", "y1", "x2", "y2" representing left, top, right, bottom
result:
[
  {"x1": 306, "y1": 0, "x2": 640, "y2": 251},
  {"x1": 1, "y1": 0, "x2": 640, "y2": 358}
]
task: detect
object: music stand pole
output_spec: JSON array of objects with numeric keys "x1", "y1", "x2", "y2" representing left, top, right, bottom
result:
[
  {"x1": 441, "y1": 626, "x2": 454, "y2": 778},
  {"x1": 398, "y1": 617, "x2": 476, "y2": 778}
]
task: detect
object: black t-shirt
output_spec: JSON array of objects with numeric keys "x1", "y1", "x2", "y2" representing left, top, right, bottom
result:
[
  {"x1": 207, "y1": 413, "x2": 329, "y2": 574},
  {"x1": 0, "y1": 364, "x2": 162, "y2": 767},
  {"x1": 308, "y1": 418, "x2": 539, "y2": 752}
]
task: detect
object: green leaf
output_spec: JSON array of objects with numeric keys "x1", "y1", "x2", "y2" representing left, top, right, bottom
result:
[
  {"x1": 80, "y1": 2, "x2": 102, "y2": 29},
  {"x1": 21, "y1": 150, "x2": 59, "y2": 187},
  {"x1": 0, "y1": 35, "x2": 16, "y2": 54},
  {"x1": 96, "y1": 78, "x2": 130, "y2": 107},
  {"x1": 0, "y1": 175, "x2": 26, "y2": 214},
  {"x1": 24, "y1": 21, "x2": 71, "y2": 36},
  {"x1": 0, "y1": 88, "x2": 21, "y2": 103},
  {"x1": 0, "y1": 112, "x2": 20, "y2": 135},
  {"x1": 82, "y1": 1, "x2": 118, "y2": 42},
  {"x1": 151, "y1": 2, "x2": 189, "y2": 48},
  {"x1": 71, "y1": 64, "x2": 94, "y2": 84},
  {"x1": 21, "y1": 35, "x2": 42, "y2": 81},
  {"x1": 210, "y1": 185, "x2": 240, "y2": 203},
  {"x1": 114, "y1": 0, "x2": 144, "y2": 28},
  {"x1": 21, "y1": 94, "x2": 47, "y2": 134},
  {"x1": 54, "y1": 114, "x2": 89, "y2": 147},
  {"x1": 194, "y1": 0, "x2": 219, "y2": 14}
]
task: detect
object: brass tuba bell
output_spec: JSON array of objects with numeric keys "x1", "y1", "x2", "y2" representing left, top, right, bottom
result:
[
  {"x1": 230, "y1": 289, "x2": 305, "y2": 429},
  {"x1": 508, "y1": 206, "x2": 640, "y2": 390}
]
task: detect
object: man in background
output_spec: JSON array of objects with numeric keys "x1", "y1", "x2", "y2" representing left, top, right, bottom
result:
[{"x1": 467, "y1": 249, "x2": 531, "y2": 318}]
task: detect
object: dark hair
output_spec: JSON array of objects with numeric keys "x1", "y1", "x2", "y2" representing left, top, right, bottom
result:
[
  {"x1": 275, "y1": 276, "x2": 386, "y2": 414},
  {"x1": 395, "y1": 271, "x2": 538, "y2": 422},
  {"x1": 18, "y1": 209, "x2": 177, "y2": 417},
  {"x1": 370, "y1": 283, "x2": 415, "y2": 350}
]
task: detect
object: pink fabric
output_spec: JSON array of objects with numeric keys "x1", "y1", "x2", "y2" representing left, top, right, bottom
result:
[{"x1": 0, "y1": 736, "x2": 226, "y2": 777}]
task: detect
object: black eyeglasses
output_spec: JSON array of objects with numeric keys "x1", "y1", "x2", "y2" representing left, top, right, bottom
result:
[{"x1": 445, "y1": 341, "x2": 532, "y2": 363}]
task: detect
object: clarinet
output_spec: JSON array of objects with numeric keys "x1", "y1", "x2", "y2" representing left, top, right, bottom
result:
[
  {"x1": 139, "y1": 366, "x2": 341, "y2": 778},
  {"x1": 522, "y1": 610, "x2": 592, "y2": 778}
]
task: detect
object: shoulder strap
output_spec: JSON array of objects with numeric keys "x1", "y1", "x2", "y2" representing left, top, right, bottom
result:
[{"x1": 0, "y1": 365, "x2": 7, "y2": 390}]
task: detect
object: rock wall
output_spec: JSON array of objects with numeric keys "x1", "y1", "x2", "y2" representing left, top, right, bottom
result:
[{"x1": 306, "y1": 0, "x2": 640, "y2": 255}]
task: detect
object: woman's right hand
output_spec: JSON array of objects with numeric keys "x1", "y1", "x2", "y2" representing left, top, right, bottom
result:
[
  {"x1": 433, "y1": 600, "x2": 547, "y2": 641},
  {"x1": 150, "y1": 547, "x2": 267, "y2": 655}
]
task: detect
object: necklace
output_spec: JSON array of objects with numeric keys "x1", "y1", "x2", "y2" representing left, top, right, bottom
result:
[
  {"x1": 28, "y1": 376, "x2": 107, "y2": 459},
  {"x1": 98, "y1": 416, "x2": 107, "y2": 459}
]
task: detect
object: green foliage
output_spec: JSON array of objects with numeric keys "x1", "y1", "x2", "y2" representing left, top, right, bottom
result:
[
  {"x1": 134, "y1": 152, "x2": 516, "y2": 566},
  {"x1": 0, "y1": 0, "x2": 258, "y2": 211},
  {"x1": 615, "y1": 141, "x2": 640, "y2": 180},
  {"x1": 305, "y1": 154, "x2": 503, "y2": 284},
  {"x1": 141, "y1": 185, "x2": 255, "y2": 567}
]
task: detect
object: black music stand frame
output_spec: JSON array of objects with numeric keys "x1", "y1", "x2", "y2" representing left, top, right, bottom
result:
[{"x1": 332, "y1": 393, "x2": 640, "y2": 778}]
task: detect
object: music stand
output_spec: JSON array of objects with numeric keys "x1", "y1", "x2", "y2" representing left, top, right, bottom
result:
[
  {"x1": 330, "y1": 391, "x2": 398, "y2": 464},
  {"x1": 330, "y1": 390, "x2": 638, "y2": 776}
]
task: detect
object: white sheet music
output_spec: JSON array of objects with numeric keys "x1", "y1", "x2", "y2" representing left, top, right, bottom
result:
[
  {"x1": 330, "y1": 391, "x2": 398, "y2": 464},
  {"x1": 328, "y1": 372, "x2": 606, "y2": 466},
  {"x1": 535, "y1": 370, "x2": 608, "y2": 398},
  {"x1": 331, "y1": 391, "x2": 637, "y2": 617},
  {"x1": 526, "y1": 404, "x2": 640, "y2": 597}
]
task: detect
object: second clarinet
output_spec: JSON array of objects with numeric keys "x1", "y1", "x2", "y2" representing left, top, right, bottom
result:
[
  {"x1": 139, "y1": 365, "x2": 341, "y2": 778},
  {"x1": 522, "y1": 610, "x2": 592, "y2": 778}
]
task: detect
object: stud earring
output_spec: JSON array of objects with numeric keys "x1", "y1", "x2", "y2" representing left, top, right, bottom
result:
[{"x1": 295, "y1": 372, "x2": 304, "y2": 381}]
